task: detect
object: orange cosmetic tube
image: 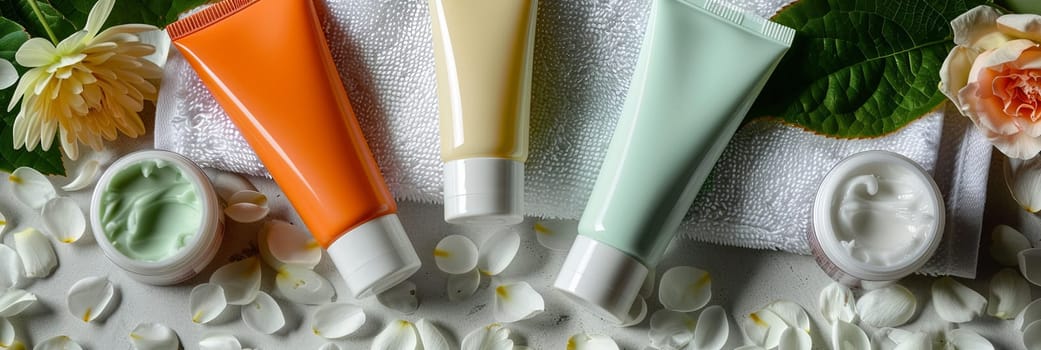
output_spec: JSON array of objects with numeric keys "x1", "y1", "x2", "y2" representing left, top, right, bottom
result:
[{"x1": 167, "y1": 0, "x2": 420, "y2": 298}]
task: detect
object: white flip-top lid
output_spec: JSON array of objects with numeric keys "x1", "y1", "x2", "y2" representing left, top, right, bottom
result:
[
  {"x1": 443, "y1": 158, "x2": 524, "y2": 225},
  {"x1": 553, "y1": 235, "x2": 648, "y2": 325},
  {"x1": 327, "y1": 214, "x2": 421, "y2": 298}
]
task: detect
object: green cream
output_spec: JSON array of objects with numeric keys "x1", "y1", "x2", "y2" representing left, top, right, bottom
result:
[{"x1": 99, "y1": 159, "x2": 202, "y2": 262}]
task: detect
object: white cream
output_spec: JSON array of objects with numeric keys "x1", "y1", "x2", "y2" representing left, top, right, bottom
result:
[{"x1": 811, "y1": 151, "x2": 944, "y2": 284}]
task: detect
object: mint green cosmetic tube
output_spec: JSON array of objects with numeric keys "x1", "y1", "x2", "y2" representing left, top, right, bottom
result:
[{"x1": 553, "y1": 0, "x2": 794, "y2": 324}]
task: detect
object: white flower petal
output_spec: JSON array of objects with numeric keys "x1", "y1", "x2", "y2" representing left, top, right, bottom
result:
[
  {"x1": 242, "y1": 292, "x2": 284, "y2": 334},
  {"x1": 1006, "y1": 157, "x2": 1041, "y2": 213},
  {"x1": 493, "y1": 281, "x2": 544, "y2": 323},
  {"x1": 649, "y1": 310, "x2": 695, "y2": 349},
  {"x1": 0, "y1": 59, "x2": 16, "y2": 90},
  {"x1": 42, "y1": 197, "x2": 86, "y2": 243},
  {"x1": 0, "y1": 210, "x2": 7, "y2": 237},
  {"x1": 991, "y1": 225, "x2": 1032, "y2": 266},
  {"x1": 947, "y1": 328, "x2": 993, "y2": 350},
  {"x1": 66, "y1": 276, "x2": 116, "y2": 323},
  {"x1": 532, "y1": 220, "x2": 578, "y2": 251},
  {"x1": 1025, "y1": 320, "x2": 1041, "y2": 350},
  {"x1": 224, "y1": 203, "x2": 269, "y2": 224},
  {"x1": 880, "y1": 327, "x2": 915, "y2": 344},
  {"x1": 275, "y1": 265, "x2": 335, "y2": 305},
  {"x1": 129, "y1": 323, "x2": 179, "y2": 350},
  {"x1": 9, "y1": 167, "x2": 57, "y2": 210},
  {"x1": 33, "y1": 335, "x2": 83, "y2": 350},
  {"x1": 478, "y1": 228, "x2": 520, "y2": 276},
  {"x1": 830, "y1": 320, "x2": 869, "y2": 350},
  {"x1": 416, "y1": 319, "x2": 450, "y2": 350},
  {"x1": 378, "y1": 281, "x2": 419, "y2": 315},
  {"x1": 819, "y1": 282, "x2": 857, "y2": 324},
  {"x1": 740, "y1": 308, "x2": 788, "y2": 349},
  {"x1": 372, "y1": 320, "x2": 419, "y2": 350},
  {"x1": 189, "y1": 283, "x2": 226, "y2": 324},
  {"x1": 13, "y1": 228, "x2": 57, "y2": 278},
  {"x1": 567, "y1": 333, "x2": 618, "y2": 350},
  {"x1": 1019, "y1": 299, "x2": 1041, "y2": 331},
  {"x1": 259, "y1": 220, "x2": 321, "y2": 270},
  {"x1": 856, "y1": 285, "x2": 916, "y2": 327},
  {"x1": 1020, "y1": 248, "x2": 1041, "y2": 286},
  {"x1": 210, "y1": 257, "x2": 261, "y2": 305},
  {"x1": 0, "y1": 244, "x2": 24, "y2": 289},
  {"x1": 0, "y1": 289, "x2": 36, "y2": 317},
  {"x1": 205, "y1": 170, "x2": 257, "y2": 202},
  {"x1": 619, "y1": 296, "x2": 648, "y2": 327},
  {"x1": 311, "y1": 302, "x2": 365, "y2": 339},
  {"x1": 777, "y1": 327, "x2": 811, "y2": 350},
  {"x1": 229, "y1": 190, "x2": 267, "y2": 207},
  {"x1": 435, "y1": 235, "x2": 479, "y2": 274},
  {"x1": 988, "y1": 268, "x2": 1032, "y2": 319},
  {"x1": 447, "y1": 269, "x2": 481, "y2": 302},
  {"x1": 0, "y1": 317, "x2": 13, "y2": 348},
  {"x1": 691, "y1": 305, "x2": 729, "y2": 350},
  {"x1": 931, "y1": 277, "x2": 986, "y2": 323},
  {"x1": 659, "y1": 266, "x2": 712, "y2": 313},
  {"x1": 765, "y1": 301, "x2": 810, "y2": 333},
  {"x1": 461, "y1": 323, "x2": 513, "y2": 350},
  {"x1": 198, "y1": 334, "x2": 241, "y2": 350},
  {"x1": 61, "y1": 159, "x2": 102, "y2": 192}
]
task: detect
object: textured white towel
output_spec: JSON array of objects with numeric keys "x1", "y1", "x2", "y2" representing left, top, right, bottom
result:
[{"x1": 155, "y1": 0, "x2": 990, "y2": 277}]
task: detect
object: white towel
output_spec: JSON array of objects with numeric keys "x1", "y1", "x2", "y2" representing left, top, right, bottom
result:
[{"x1": 155, "y1": 0, "x2": 990, "y2": 278}]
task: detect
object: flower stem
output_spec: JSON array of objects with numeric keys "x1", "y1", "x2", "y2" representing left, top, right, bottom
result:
[{"x1": 27, "y1": 0, "x2": 60, "y2": 45}]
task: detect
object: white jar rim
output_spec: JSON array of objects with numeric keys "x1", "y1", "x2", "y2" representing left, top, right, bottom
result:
[
  {"x1": 811, "y1": 151, "x2": 945, "y2": 282},
  {"x1": 90, "y1": 150, "x2": 223, "y2": 285}
]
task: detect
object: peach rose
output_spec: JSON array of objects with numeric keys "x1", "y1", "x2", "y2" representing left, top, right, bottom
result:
[{"x1": 941, "y1": 6, "x2": 1041, "y2": 159}]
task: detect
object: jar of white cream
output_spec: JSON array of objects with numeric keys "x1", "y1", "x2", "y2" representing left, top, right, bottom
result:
[
  {"x1": 90, "y1": 150, "x2": 224, "y2": 285},
  {"x1": 809, "y1": 151, "x2": 944, "y2": 287}
]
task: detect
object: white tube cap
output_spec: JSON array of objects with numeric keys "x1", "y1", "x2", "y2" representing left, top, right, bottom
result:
[
  {"x1": 553, "y1": 235, "x2": 649, "y2": 325},
  {"x1": 443, "y1": 158, "x2": 524, "y2": 225},
  {"x1": 326, "y1": 214, "x2": 421, "y2": 299}
]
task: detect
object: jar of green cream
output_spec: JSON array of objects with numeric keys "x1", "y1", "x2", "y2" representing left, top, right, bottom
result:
[{"x1": 90, "y1": 150, "x2": 224, "y2": 285}]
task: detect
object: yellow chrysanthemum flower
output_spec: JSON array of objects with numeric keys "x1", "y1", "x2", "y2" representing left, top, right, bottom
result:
[{"x1": 7, "y1": 0, "x2": 161, "y2": 160}]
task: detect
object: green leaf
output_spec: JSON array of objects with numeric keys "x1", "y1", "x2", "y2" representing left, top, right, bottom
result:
[
  {"x1": 0, "y1": 0, "x2": 77, "y2": 40},
  {"x1": 1000, "y1": 0, "x2": 1041, "y2": 15},
  {"x1": 0, "y1": 16, "x2": 63, "y2": 175},
  {"x1": 49, "y1": 0, "x2": 211, "y2": 29},
  {"x1": 748, "y1": 0, "x2": 992, "y2": 138}
]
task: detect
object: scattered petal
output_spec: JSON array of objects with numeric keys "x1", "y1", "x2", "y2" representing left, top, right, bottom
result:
[
  {"x1": 0, "y1": 317, "x2": 13, "y2": 348},
  {"x1": 242, "y1": 292, "x2": 284, "y2": 334},
  {"x1": 493, "y1": 281, "x2": 544, "y2": 323},
  {"x1": 224, "y1": 190, "x2": 269, "y2": 223},
  {"x1": 649, "y1": 310, "x2": 695, "y2": 349},
  {"x1": 371, "y1": 320, "x2": 419, "y2": 350},
  {"x1": 619, "y1": 296, "x2": 648, "y2": 327},
  {"x1": 1019, "y1": 299, "x2": 1041, "y2": 331},
  {"x1": 1020, "y1": 248, "x2": 1041, "y2": 286},
  {"x1": 0, "y1": 289, "x2": 36, "y2": 317},
  {"x1": 0, "y1": 245, "x2": 24, "y2": 289},
  {"x1": 434, "y1": 235, "x2": 479, "y2": 274},
  {"x1": 856, "y1": 285, "x2": 916, "y2": 327},
  {"x1": 691, "y1": 305, "x2": 729, "y2": 350},
  {"x1": 567, "y1": 333, "x2": 618, "y2": 350},
  {"x1": 13, "y1": 228, "x2": 57, "y2": 278},
  {"x1": 659, "y1": 266, "x2": 712, "y2": 313},
  {"x1": 210, "y1": 257, "x2": 262, "y2": 305},
  {"x1": 129, "y1": 323, "x2": 179, "y2": 350},
  {"x1": 0, "y1": 211, "x2": 7, "y2": 237},
  {"x1": 740, "y1": 308, "x2": 789, "y2": 349},
  {"x1": 830, "y1": 321, "x2": 870, "y2": 350},
  {"x1": 532, "y1": 220, "x2": 578, "y2": 251},
  {"x1": 260, "y1": 220, "x2": 321, "y2": 270},
  {"x1": 1025, "y1": 320, "x2": 1041, "y2": 350},
  {"x1": 777, "y1": 327, "x2": 811, "y2": 350},
  {"x1": 312, "y1": 303, "x2": 366, "y2": 339},
  {"x1": 992, "y1": 225, "x2": 1032, "y2": 266},
  {"x1": 275, "y1": 265, "x2": 335, "y2": 305},
  {"x1": 477, "y1": 228, "x2": 520, "y2": 276},
  {"x1": 416, "y1": 319, "x2": 450, "y2": 350},
  {"x1": 66, "y1": 276, "x2": 116, "y2": 323},
  {"x1": 1007, "y1": 156, "x2": 1041, "y2": 213},
  {"x1": 33, "y1": 335, "x2": 82, "y2": 350},
  {"x1": 819, "y1": 282, "x2": 857, "y2": 324},
  {"x1": 61, "y1": 160, "x2": 101, "y2": 192},
  {"x1": 947, "y1": 328, "x2": 993, "y2": 350},
  {"x1": 447, "y1": 269, "x2": 480, "y2": 302},
  {"x1": 41, "y1": 197, "x2": 86, "y2": 243},
  {"x1": 198, "y1": 334, "x2": 241, "y2": 350},
  {"x1": 378, "y1": 281, "x2": 419, "y2": 315},
  {"x1": 9, "y1": 167, "x2": 56, "y2": 210},
  {"x1": 461, "y1": 323, "x2": 513, "y2": 350},
  {"x1": 205, "y1": 170, "x2": 257, "y2": 202},
  {"x1": 931, "y1": 277, "x2": 986, "y2": 323},
  {"x1": 189, "y1": 283, "x2": 227, "y2": 324},
  {"x1": 0, "y1": 59, "x2": 15, "y2": 90},
  {"x1": 318, "y1": 344, "x2": 341, "y2": 350},
  {"x1": 988, "y1": 268, "x2": 1032, "y2": 319},
  {"x1": 765, "y1": 301, "x2": 810, "y2": 333}
]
